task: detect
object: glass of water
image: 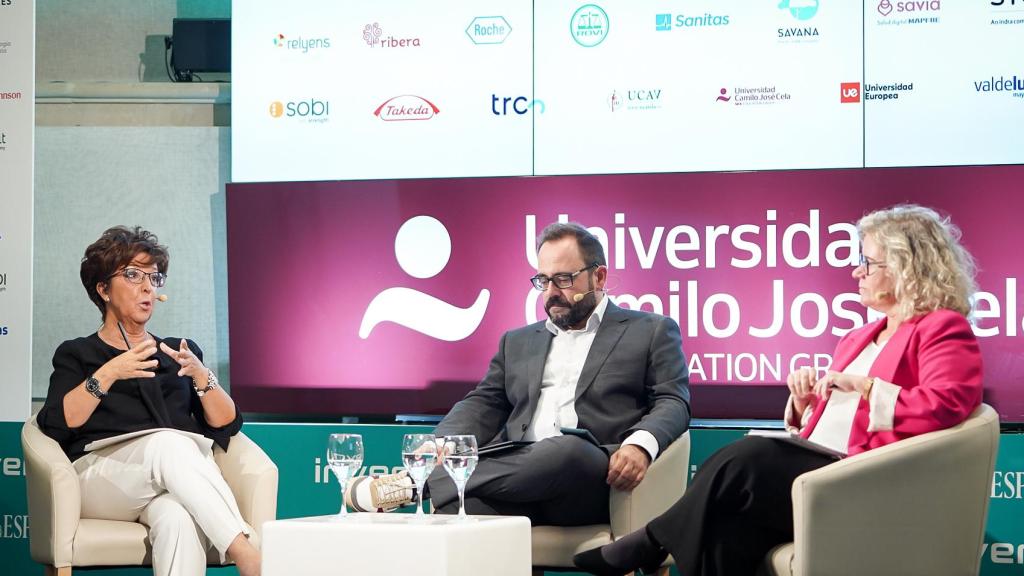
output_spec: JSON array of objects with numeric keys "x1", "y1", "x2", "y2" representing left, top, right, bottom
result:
[
  {"x1": 327, "y1": 433, "x2": 363, "y2": 518},
  {"x1": 442, "y1": 435, "x2": 478, "y2": 521},
  {"x1": 401, "y1": 433, "x2": 437, "y2": 516}
]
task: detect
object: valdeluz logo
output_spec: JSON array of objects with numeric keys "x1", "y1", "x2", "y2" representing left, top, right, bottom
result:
[
  {"x1": 313, "y1": 457, "x2": 401, "y2": 484},
  {"x1": 865, "y1": 81, "x2": 914, "y2": 101},
  {"x1": 876, "y1": 0, "x2": 941, "y2": 25},
  {"x1": 974, "y1": 75, "x2": 1024, "y2": 99},
  {"x1": 729, "y1": 84, "x2": 792, "y2": 106},
  {"x1": 273, "y1": 33, "x2": 331, "y2": 53},
  {"x1": 491, "y1": 95, "x2": 545, "y2": 116},
  {"x1": 655, "y1": 12, "x2": 730, "y2": 31},
  {"x1": 374, "y1": 95, "x2": 439, "y2": 121},
  {"x1": 362, "y1": 22, "x2": 422, "y2": 48},
  {"x1": 607, "y1": 89, "x2": 663, "y2": 112},
  {"x1": 268, "y1": 99, "x2": 330, "y2": 123}
]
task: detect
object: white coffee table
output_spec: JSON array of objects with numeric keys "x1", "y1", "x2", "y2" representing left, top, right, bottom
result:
[{"x1": 262, "y1": 513, "x2": 532, "y2": 576}]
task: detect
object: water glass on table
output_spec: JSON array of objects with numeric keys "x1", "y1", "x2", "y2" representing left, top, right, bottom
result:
[
  {"x1": 401, "y1": 433, "x2": 438, "y2": 516},
  {"x1": 327, "y1": 433, "x2": 363, "y2": 519},
  {"x1": 442, "y1": 435, "x2": 478, "y2": 521}
]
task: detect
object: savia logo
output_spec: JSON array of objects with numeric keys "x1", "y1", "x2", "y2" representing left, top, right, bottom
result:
[
  {"x1": 274, "y1": 33, "x2": 331, "y2": 53},
  {"x1": 374, "y1": 95, "x2": 440, "y2": 121},
  {"x1": 492, "y1": 95, "x2": 545, "y2": 115},
  {"x1": 656, "y1": 12, "x2": 731, "y2": 30},
  {"x1": 360, "y1": 215, "x2": 490, "y2": 341},
  {"x1": 608, "y1": 89, "x2": 663, "y2": 112},
  {"x1": 778, "y1": 0, "x2": 819, "y2": 21},
  {"x1": 571, "y1": 4, "x2": 609, "y2": 47},
  {"x1": 841, "y1": 82, "x2": 861, "y2": 103},
  {"x1": 466, "y1": 16, "x2": 512, "y2": 44},
  {"x1": 363, "y1": 22, "x2": 422, "y2": 48},
  {"x1": 876, "y1": 0, "x2": 941, "y2": 24},
  {"x1": 974, "y1": 75, "x2": 1024, "y2": 99},
  {"x1": 269, "y1": 99, "x2": 331, "y2": 123}
]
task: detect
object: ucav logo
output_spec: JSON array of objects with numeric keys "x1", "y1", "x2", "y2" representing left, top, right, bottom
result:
[{"x1": 491, "y1": 95, "x2": 545, "y2": 115}]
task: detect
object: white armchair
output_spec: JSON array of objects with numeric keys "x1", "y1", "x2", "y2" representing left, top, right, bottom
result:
[
  {"x1": 764, "y1": 404, "x2": 999, "y2": 576},
  {"x1": 22, "y1": 416, "x2": 279, "y2": 576}
]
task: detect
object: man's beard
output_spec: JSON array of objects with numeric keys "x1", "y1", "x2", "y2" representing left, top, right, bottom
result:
[{"x1": 545, "y1": 291, "x2": 598, "y2": 330}]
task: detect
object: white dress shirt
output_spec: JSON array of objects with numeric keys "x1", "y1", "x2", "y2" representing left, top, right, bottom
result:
[{"x1": 524, "y1": 295, "x2": 661, "y2": 460}]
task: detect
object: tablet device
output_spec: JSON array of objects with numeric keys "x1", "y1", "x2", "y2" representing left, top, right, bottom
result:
[{"x1": 478, "y1": 440, "x2": 532, "y2": 457}]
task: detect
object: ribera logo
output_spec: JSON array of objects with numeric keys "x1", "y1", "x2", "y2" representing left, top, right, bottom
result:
[
  {"x1": 374, "y1": 95, "x2": 439, "y2": 121},
  {"x1": 875, "y1": 0, "x2": 941, "y2": 25},
  {"x1": 269, "y1": 99, "x2": 331, "y2": 123},
  {"x1": 656, "y1": 12, "x2": 731, "y2": 30},
  {"x1": 841, "y1": 82, "x2": 861, "y2": 103},
  {"x1": 608, "y1": 89, "x2": 663, "y2": 112},
  {"x1": 274, "y1": 33, "x2": 331, "y2": 53},
  {"x1": 571, "y1": 4, "x2": 609, "y2": 47},
  {"x1": 974, "y1": 75, "x2": 1024, "y2": 99},
  {"x1": 491, "y1": 95, "x2": 545, "y2": 115},
  {"x1": 363, "y1": 22, "x2": 422, "y2": 48},
  {"x1": 865, "y1": 81, "x2": 914, "y2": 101}
]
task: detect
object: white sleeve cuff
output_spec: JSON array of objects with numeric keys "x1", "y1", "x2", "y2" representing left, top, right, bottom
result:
[
  {"x1": 867, "y1": 378, "x2": 900, "y2": 432},
  {"x1": 784, "y1": 394, "x2": 814, "y2": 434},
  {"x1": 622, "y1": 430, "x2": 660, "y2": 461}
]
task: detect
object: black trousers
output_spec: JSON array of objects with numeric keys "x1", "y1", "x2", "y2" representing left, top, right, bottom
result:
[
  {"x1": 648, "y1": 436, "x2": 837, "y2": 576},
  {"x1": 426, "y1": 435, "x2": 611, "y2": 526}
]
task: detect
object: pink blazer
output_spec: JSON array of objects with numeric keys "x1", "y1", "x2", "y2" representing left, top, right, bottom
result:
[{"x1": 800, "y1": 308, "x2": 983, "y2": 456}]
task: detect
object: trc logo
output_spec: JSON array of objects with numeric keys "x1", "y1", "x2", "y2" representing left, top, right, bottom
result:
[{"x1": 491, "y1": 95, "x2": 545, "y2": 115}]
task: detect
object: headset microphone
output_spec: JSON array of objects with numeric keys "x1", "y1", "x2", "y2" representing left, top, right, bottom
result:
[
  {"x1": 874, "y1": 291, "x2": 891, "y2": 300},
  {"x1": 573, "y1": 290, "x2": 599, "y2": 303},
  {"x1": 156, "y1": 294, "x2": 168, "y2": 302}
]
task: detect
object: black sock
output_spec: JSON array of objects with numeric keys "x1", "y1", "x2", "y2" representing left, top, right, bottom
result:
[{"x1": 600, "y1": 527, "x2": 665, "y2": 570}]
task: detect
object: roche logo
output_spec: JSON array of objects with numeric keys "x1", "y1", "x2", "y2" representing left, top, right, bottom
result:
[
  {"x1": 374, "y1": 95, "x2": 440, "y2": 121},
  {"x1": 466, "y1": 16, "x2": 512, "y2": 44},
  {"x1": 571, "y1": 4, "x2": 609, "y2": 47},
  {"x1": 841, "y1": 82, "x2": 861, "y2": 103}
]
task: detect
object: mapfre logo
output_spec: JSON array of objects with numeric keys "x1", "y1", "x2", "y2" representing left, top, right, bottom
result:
[
  {"x1": 841, "y1": 82, "x2": 861, "y2": 103},
  {"x1": 373, "y1": 95, "x2": 440, "y2": 121}
]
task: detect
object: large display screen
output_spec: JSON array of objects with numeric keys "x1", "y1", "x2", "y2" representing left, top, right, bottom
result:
[
  {"x1": 226, "y1": 165, "x2": 1024, "y2": 419},
  {"x1": 231, "y1": 0, "x2": 1024, "y2": 183}
]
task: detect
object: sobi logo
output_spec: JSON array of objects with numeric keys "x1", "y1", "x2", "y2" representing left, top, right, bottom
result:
[
  {"x1": 360, "y1": 215, "x2": 490, "y2": 341},
  {"x1": 374, "y1": 95, "x2": 440, "y2": 121},
  {"x1": 269, "y1": 99, "x2": 330, "y2": 123},
  {"x1": 778, "y1": 0, "x2": 819, "y2": 21},
  {"x1": 571, "y1": 4, "x2": 609, "y2": 47}
]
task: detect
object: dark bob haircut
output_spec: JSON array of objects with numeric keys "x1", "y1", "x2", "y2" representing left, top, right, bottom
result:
[{"x1": 80, "y1": 226, "x2": 169, "y2": 319}]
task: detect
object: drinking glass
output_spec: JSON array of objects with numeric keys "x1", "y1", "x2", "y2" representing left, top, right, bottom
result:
[
  {"x1": 327, "y1": 433, "x2": 364, "y2": 518},
  {"x1": 441, "y1": 435, "x2": 478, "y2": 520},
  {"x1": 401, "y1": 433, "x2": 437, "y2": 516}
]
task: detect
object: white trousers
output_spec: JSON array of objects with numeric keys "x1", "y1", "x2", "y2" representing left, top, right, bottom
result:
[{"x1": 73, "y1": 430, "x2": 251, "y2": 576}]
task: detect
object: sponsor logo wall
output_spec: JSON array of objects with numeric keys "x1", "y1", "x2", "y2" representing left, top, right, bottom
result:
[{"x1": 232, "y1": 0, "x2": 1024, "y2": 183}]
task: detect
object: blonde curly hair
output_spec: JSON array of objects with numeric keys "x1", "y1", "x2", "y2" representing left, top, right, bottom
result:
[{"x1": 858, "y1": 205, "x2": 977, "y2": 321}]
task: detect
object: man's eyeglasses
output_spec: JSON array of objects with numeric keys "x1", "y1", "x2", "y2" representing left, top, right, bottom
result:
[
  {"x1": 109, "y1": 267, "x2": 167, "y2": 288},
  {"x1": 530, "y1": 264, "x2": 597, "y2": 291},
  {"x1": 858, "y1": 254, "x2": 887, "y2": 276}
]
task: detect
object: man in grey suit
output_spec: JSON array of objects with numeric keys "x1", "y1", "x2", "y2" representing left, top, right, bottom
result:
[{"x1": 349, "y1": 222, "x2": 690, "y2": 526}]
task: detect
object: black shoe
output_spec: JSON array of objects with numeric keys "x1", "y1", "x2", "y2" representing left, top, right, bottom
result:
[{"x1": 573, "y1": 537, "x2": 667, "y2": 575}]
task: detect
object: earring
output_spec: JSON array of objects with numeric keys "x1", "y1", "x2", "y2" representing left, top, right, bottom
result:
[{"x1": 104, "y1": 297, "x2": 110, "y2": 302}]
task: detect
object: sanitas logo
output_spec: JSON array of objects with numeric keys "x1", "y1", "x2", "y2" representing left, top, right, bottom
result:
[
  {"x1": 363, "y1": 22, "x2": 421, "y2": 48},
  {"x1": 274, "y1": 33, "x2": 331, "y2": 53},
  {"x1": 269, "y1": 99, "x2": 331, "y2": 123},
  {"x1": 656, "y1": 12, "x2": 731, "y2": 30},
  {"x1": 841, "y1": 82, "x2": 861, "y2": 103},
  {"x1": 876, "y1": 0, "x2": 941, "y2": 25},
  {"x1": 608, "y1": 89, "x2": 663, "y2": 112},
  {"x1": 571, "y1": 4, "x2": 609, "y2": 47},
  {"x1": 974, "y1": 75, "x2": 1024, "y2": 99},
  {"x1": 466, "y1": 16, "x2": 512, "y2": 44},
  {"x1": 491, "y1": 95, "x2": 545, "y2": 115},
  {"x1": 374, "y1": 95, "x2": 439, "y2": 121},
  {"x1": 865, "y1": 81, "x2": 914, "y2": 101}
]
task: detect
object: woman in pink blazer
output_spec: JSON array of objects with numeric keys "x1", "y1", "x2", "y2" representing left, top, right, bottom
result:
[{"x1": 575, "y1": 205, "x2": 983, "y2": 576}]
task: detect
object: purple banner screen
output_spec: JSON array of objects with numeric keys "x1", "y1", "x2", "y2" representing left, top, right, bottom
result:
[{"x1": 227, "y1": 166, "x2": 1024, "y2": 419}]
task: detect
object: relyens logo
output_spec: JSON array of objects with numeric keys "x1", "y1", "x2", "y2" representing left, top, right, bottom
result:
[
  {"x1": 655, "y1": 12, "x2": 730, "y2": 30},
  {"x1": 274, "y1": 33, "x2": 331, "y2": 53},
  {"x1": 374, "y1": 95, "x2": 439, "y2": 121},
  {"x1": 269, "y1": 99, "x2": 330, "y2": 123},
  {"x1": 841, "y1": 82, "x2": 861, "y2": 103},
  {"x1": 363, "y1": 22, "x2": 422, "y2": 48}
]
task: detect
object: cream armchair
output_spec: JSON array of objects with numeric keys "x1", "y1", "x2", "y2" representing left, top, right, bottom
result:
[
  {"x1": 765, "y1": 404, "x2": 999, "y2": 576},
  {"x1": 22, "y1": 416, "x2": 279, "y2": 576},
  {"x1": 531, "y1": 433, "x2": 689, "y2": 574}
]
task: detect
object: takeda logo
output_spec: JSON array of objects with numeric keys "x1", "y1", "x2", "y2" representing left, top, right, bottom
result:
[
  {"x1": 841, "y1": 82, "x2": 861, "y2": 103},
  {"x1": 374, "y1": 95, "x2": 440, "y2": 121}
]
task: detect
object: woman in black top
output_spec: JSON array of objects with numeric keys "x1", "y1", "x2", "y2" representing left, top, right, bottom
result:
[{"x1": 37, "y1": 226, "x2": 261, "y2": 576}]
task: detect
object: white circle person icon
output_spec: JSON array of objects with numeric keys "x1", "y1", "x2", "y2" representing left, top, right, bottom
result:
[{"x1": 359, "y1": 216, "x2": 491, "y2": 341}]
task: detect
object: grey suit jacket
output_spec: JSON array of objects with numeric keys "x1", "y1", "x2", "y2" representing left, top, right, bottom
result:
[{"x1": 434, "y1": 301, "x2": 691, "y2": 457}]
